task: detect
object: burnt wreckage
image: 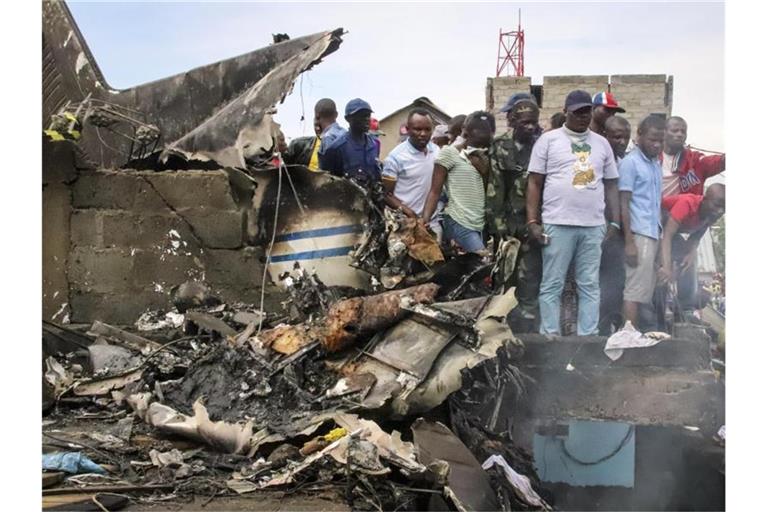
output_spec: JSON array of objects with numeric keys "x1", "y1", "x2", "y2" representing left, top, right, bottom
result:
[{"x1": 42, "y1": 1, "x2": 724, "y2": 510}]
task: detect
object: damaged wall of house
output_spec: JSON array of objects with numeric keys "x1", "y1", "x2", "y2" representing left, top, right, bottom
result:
[
  {"x1": 62, "y1": 167, "x2": 284, "y2": 324},
  {"x1": 43, "y1": 141, "x2": 79, "y2": 322}
]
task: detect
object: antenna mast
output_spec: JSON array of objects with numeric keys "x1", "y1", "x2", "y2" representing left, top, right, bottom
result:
[{"x1": 496, "y1": 9, "x2": 525, "y2": 77}]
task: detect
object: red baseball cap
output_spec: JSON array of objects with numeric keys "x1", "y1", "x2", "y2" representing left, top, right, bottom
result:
[
  {"x1": 592, "y1": 91, "x2": 626, "y2": 113},
  {"x1": 369, "y1": 117, "x2": 385, "y2": 136}
]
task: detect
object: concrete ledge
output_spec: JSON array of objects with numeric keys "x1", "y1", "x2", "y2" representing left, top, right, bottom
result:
[
  {"x1": 544, "y1": 75, "x2": 609, "y2": 86},
  {"x1": 610, "y1": 74, "x2": 668, "y2": 84},
  {"x1": 517, "y1": 334, "x2": 711, "y2": 370},
  {"x1": 513, "y1": 366, "x2": 723, "y2": 429}
]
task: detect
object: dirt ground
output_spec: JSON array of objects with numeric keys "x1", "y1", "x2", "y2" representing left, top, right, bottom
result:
[{"x1": 124, "y1": 492, "x2": 350, "y2": 511}]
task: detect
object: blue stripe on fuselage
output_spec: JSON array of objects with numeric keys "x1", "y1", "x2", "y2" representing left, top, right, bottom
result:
[
  {"x1": 269, "y1": 246, "x2": 355, "y2": 263},
  {"x1": 274, "y1": 224, "x2": 364, "y2": 243}
]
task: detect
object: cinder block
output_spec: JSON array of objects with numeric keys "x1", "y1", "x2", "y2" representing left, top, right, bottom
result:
[
  {"x1": 202, "y1": 247, "x2": 264, "y2": 289},
  {"x1": 70, "y1": 290, "x2": 170, "y2": 325},
  {"x1": 72, "y1": 171, "x2": 141, "y2": 209},
  {"x1": 68, "y1": 247, "x2": 134, "y2": 293},
  {"x1": 70, "y1": 209, "x2": 103, "y2": 247},
  {"x1": 178, "y1": 208, "x2": 244, "y2": 249},
  {"x1": 131, "y1": 178, "x2": 171, "y2": 212},
  {"x1": 142, "y1": 170, "x2": 238, "y2": 210},
  {"x1": 130, "y1": 248, "x2": 202, "y2": 290},
  {"x1": 101, "y1": 211, "x2": 196, "y2": 249}
]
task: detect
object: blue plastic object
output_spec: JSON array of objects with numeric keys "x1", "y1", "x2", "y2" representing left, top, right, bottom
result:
[{"x1": 42, "y1": 452, "x2": 106, "y2": 474}]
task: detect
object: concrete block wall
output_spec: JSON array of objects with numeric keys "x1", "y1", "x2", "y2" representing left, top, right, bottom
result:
[
  {"x1": 541, "y1": 75, "x2": 609, "y2": 126},
  {"x1": 609, "y1": 74, "x2": 673, "y2": 133},
  {"x1": 541, "y1": 74, "x2": 673, "y2": 133},
  {"x1": 486, "y1": 74, "x2": 673, "y2": 135},
  {"x1": 67, "y1": 169, "x2": 283, "y2": 324},
  {"x1": 485, "y1": 76, "x2": 532, "y2": 133}
]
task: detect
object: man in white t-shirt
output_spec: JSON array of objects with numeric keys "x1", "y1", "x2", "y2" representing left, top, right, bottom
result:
[
  {"x1": 382, "y1": 108, "x2": 441, "y2": 234},
  {"x1": 526, "y1": 90, "x2": 621, "y2": 336}
]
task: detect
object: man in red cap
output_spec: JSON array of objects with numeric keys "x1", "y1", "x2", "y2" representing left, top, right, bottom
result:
[
  {"x1": 590, "y1": 91, "x2": 626, "y2": 137},
  {"x1": 369, "y1": 117, "x2": 383, "y2": 156}
]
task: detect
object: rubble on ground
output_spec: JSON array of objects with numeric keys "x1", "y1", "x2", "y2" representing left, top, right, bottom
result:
[{"x1": 42, "y1": 265, "x2": 552, "y2": 511}]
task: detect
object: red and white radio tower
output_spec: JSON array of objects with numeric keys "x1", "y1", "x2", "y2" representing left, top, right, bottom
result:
[{"x1": 496, "y1": 9, "x2": 525, "y2": 77}]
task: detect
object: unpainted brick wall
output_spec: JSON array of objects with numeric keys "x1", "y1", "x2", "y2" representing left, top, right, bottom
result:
[
  {"x1": 67, "y1": 169, "x2": 283, "y2": 324},
  {"x1": 485, "y1": 76, "x2": 532, "y2": 133},
  {"x1": 486, "y1": 74, "x2": 673, "y2": 135}
]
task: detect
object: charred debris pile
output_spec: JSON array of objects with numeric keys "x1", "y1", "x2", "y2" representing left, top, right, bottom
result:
[{"x1": 42, "y1": 234, "x2": 551, "y2": 510}]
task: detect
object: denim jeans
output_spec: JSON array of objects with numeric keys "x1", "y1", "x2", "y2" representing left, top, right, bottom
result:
[
  {"x1": 442, "y1": 214, "x2": 485, "y2": 253},
  {"x1": 539, "y1": 223, "x2": 605, "y2": 336},
  {"x1": 672, "y1": 234, "x2": 699, "y2": 312}
]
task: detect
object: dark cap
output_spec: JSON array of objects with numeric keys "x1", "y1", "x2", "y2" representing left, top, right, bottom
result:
[
  {"x1": 564, "y1": 90, "x2": 593, "y2": 112},
  {"x1": 500, "y1": 92, "x2": 536, "y2": 113},
  {"x1": 345, "y1": 98, "x2": 373, "y2": 116}
]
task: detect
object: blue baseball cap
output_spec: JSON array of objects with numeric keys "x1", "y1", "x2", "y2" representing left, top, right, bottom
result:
[
  {"x1": 500, "y1": 92, "x2": 536, "y2": 113},
  {"x1": 564, "y1": 90, "x2": 593, "y2": 112},
  {"x1": 345, "y1": 98, "x2": 373, "y2": 116}
]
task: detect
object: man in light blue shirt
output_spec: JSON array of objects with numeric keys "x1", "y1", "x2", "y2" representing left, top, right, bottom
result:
[
  {"x1": 618, "y1": 115, "x2": 665, "y2": 328},
  {"x1": 382, "y1": 108, "x2": 441, "y2": 232},
  {"x1": 314, "y1": 98, "x2": 346, "y2": 155}
]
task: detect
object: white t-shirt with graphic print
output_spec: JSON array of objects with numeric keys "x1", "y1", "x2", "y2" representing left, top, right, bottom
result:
[{"x1": 528, "y1": 127, "x2": 619, "y2": 227}]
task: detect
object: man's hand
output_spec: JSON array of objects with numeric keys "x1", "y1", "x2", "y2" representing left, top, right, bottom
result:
[
  {"x1": 625, "y1": 240, "x2": 639, "y2": 267},
  {"x1": 657, "y1": 265, "x2": 674, "y2": 285},
  {"x1": 401, "y1": 206, "x2": 417, "y2": 218},
  {"x1": 528, "y1": 223, "x2": 545, "y2": 245},
  {"x1": 604, "y1": 223, "x2": 620, "y2": 245},
  {"x1": 468, "y1": 153, "x2": 489, "y2": 177}
]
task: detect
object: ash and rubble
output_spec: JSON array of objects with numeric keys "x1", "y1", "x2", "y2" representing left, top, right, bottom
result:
[{"x1": 43, "y1": 258, "x2": 551, "y2": 511}]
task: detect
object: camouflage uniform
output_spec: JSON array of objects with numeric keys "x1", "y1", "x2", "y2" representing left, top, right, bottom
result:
[{"x1": 487, "y1": 130, "x2": 542, "y2": 321}]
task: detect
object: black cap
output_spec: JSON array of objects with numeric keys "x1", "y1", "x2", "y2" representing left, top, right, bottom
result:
[
  {"x1": 564, "y1": 90, "x2": 593, "y2": 112},
  {"x1": 500, "y1": 92, "x2": 536, "y2": 113}
]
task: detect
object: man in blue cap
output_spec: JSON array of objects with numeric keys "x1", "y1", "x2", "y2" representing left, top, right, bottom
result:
[
  {"x1": 319, "y1": 98, "x2": 381, "y2": 182},
  {"x1": 526, "y1": 90, "x2": 621, "y2": 336},
  {"x1": 487, "y1": 92, "x2": 543, "y2": 331}
]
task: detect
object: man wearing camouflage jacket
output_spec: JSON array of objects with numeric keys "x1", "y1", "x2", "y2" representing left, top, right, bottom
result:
[{"x1": 487, "y1": 93, "x2": 543, "y2": 331}]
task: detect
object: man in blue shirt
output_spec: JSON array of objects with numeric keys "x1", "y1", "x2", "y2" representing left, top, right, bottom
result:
[
  {"x1": 618, "y1": 115, "x2": 665, "y2": 328},
  {"x1": 315, "y1": 98, "x2": 346, "y2": 154},
  {"x1": 319, "y1": 98, "x2": 381, "y2": 183}
]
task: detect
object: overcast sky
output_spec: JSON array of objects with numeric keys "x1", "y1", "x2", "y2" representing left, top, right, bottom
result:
[{"x1": 67, "y1": 1, "x2": 724, "y2": 151}]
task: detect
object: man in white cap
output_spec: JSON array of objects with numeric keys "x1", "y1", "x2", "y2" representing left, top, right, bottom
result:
[{"x1": 431, "y1": 125, "x2": 450, "y2": 148}]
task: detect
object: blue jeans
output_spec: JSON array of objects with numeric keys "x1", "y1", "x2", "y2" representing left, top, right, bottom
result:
[
  {"x1": 443, "y1": 214, "x2": 485, "y2": 253},
  {"x1": 539, "y1": 224, "x2": 605, "y2": 336},
  {"x1": 672, "y1": 234, "x2": 699, "y2": 312}
]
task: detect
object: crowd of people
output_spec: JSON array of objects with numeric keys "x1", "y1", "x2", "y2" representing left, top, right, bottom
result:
[{"x1": 281, "y1": 90, "x2": 726, "y2": 336}]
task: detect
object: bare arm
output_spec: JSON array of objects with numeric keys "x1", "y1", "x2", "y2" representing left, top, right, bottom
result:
[
  {"x1": 382, "y1": 177, "x2": 416, "y2": 217},
  {"x1": 659, "y1": 216, "x2": 681, "y2": 284},
  {"x1": 620, "y1": 191, "x2": 633, "y2": 244},
  {"x1": 604, "y1": 178, "x2": 620, "y2": 225},
  {"x1": 620, "y1": 190, "x2": 638, "y2": 267},
  {"x1": 422, "y1": 164, "x2": 447, "y2": 223},
  {"x1": 525, "y1": 173, "x2": 545, "y2": 243}
]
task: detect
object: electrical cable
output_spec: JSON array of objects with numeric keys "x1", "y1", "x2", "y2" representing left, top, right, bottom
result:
[
  {"x1": 558, "y1": 424, "x2": 634, "y2": 466},
  {"x1": 257, "y1": 159, "x2": 283, "y2": 337}
]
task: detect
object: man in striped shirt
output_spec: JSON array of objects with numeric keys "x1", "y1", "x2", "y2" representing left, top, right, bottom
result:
[{"x1": 422, "y1": 111, "x2": 495, "y2": 254}]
